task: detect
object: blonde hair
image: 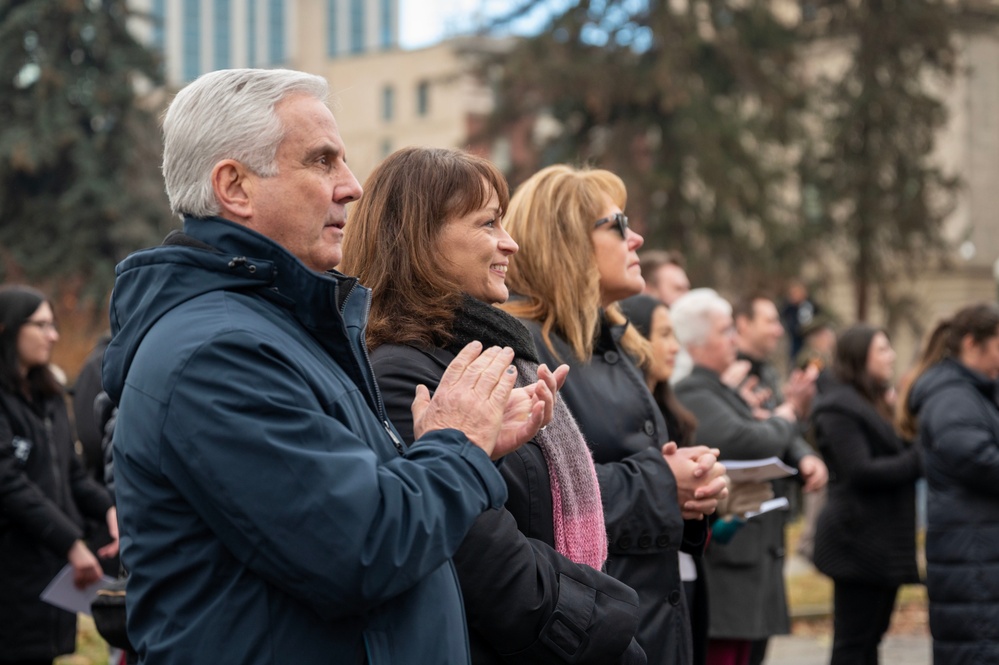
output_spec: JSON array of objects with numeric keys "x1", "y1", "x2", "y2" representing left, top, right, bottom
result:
[{"x1": 499, "y1": 164, "x2": 651, "y2": 366}]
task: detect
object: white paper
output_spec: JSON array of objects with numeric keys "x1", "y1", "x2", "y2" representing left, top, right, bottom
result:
[
  {"x1": 744, "y1": 496, "x2": 791, "y2": 519},
  {"x1": 723, "y1": 456, "x2": 798, "y2": 483},
  {"x1": 40, "y1": 564, "x2": 115, "y2": 616}
]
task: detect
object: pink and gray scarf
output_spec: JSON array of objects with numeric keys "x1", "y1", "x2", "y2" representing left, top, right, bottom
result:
[{"x1": 447, "y1": 296, "x2": 608, "y2": 570}]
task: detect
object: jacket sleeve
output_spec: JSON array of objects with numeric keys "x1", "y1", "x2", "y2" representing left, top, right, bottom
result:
[
  {"x1": 456, "y1": 508, "x2": 643, "y2": 664},
  {"x1": 595, "y1": 449, "x2": 686, "y2": 553},
  {"x1": 148, "y1": 332, "x2": 507, "y2": 621},
  {"x1": 921, "y1": 385, "x2": 999, "y2": 496},
  {"x1": 677, "y1": 382, "x2": 800, "y2": 461},
  {"x1": 374, "y1": 345, "x2": 645, "y2": 664},
  {"x1": 0, "y1": 409, "x2": 84, "y2": 555},
  {"x1": 813, "y1": 408, "x2": 921, "y2": 490}
]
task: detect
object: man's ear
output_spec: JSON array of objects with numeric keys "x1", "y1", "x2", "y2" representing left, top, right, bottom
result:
[{"x1": 211, "y1": 160, "x2": 254, "y2": 222}]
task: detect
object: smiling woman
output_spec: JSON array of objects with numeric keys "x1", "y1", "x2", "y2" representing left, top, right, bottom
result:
[{"x1": 340, "y1": 146, "x2": 645, "y2": 664}]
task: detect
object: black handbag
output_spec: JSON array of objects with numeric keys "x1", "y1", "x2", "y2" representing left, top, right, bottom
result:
[{"x1": 91, "y1": 576, "x2": 134, "y2": 651}]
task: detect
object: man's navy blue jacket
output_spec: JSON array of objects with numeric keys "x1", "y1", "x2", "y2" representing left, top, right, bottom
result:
[{"x1": 103, "y1": 216, "x2": 507, "y2": 664}]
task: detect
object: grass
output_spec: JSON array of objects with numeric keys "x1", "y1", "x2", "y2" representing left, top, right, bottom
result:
[{"x1": 56, "y1": 615, "x2": 109, "y2": 665}]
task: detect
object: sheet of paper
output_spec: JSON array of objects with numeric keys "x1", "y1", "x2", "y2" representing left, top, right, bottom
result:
[
  {"x1": 40, "y1": 564, "x2": 115, "y2": 616},
  {"x1": 744, "y1": 496, "x2": 791, "y2": 519},
  {"x1": 723, "y1": 456, "x2": 798, "y2": 483}
]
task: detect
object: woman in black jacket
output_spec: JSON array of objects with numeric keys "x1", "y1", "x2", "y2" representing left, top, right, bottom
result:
[
  {"x1": 341, "y1": 147, "x2": 646, "y2": 664},
  {"x1": 898, "y1": 304, "x2": 999, "y2": 665},
  {"x1": 0, "y1": 285, "x2": 118, "y2": 664},
  {"x1": 499, "y1": 165, "x2": 728, "y2": 665},
  {"x1": 810, "y1": 324, "x2": 921, "y2": 665},
  {"x1": 618, "y1": 294, "x2": 709, "y2": 665}
]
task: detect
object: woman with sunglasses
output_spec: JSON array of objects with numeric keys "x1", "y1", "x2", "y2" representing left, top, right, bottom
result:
[
  {"x1": 341, "y1": 147, "x2": 645, "y2": 664},
  {"x1": 0, "y1": 285, "x2": 119, "y2": 664},
  {"x1": 500, "y1": 164, "x2": 728, "y2": 665}
]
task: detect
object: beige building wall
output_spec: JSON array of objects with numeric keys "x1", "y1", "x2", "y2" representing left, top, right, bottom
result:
[
  {"x1": 798, "y1": 24, "x2": 999, "y2": 371},
  {"x1": 292, "y1": 38, "x2": 494, "y2": 186}
]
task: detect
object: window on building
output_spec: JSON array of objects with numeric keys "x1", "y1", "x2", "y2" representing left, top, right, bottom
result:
[
  {"x1": 326, "y1": 0, "x2": 338, "y2": 57},
  {"x1": 269, "y1": 0, "x2": 286, "y2": 64},
  {"x1": 416, "y1": 80, "x2": 429, "y2": 117},
  {"x1": 380, "y1": 0, "x2": 393, "y2": 49},
  {"x1": 382, "y1": 85, "x2": 394, "y2": 122},
  {"x1": 182, "y1": 0, "x2": 201, "y2": 82},
  {"x1": 214, "y1": 0, "x2": 231, "y2": 69},
  {"x1": 350, "y1": 0, "x2": 365, "y2": 54},
  {"x1": 381, "y1": 138, "x2": 393, "y2": 158},
  {"x1": 151, "y1": 0, "x2": 166, "y2": 51},
  {"x1": 247, "y1": 0, "x2": 257, "y2": 66}
]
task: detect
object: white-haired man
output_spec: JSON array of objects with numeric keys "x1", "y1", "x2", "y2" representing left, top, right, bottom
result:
[
  {"x1": 671, "y1": 288, "x2": 827, "y2": 665},
  {"x1": 102, "y1": 68, "x2": 553, "y2": 664}
]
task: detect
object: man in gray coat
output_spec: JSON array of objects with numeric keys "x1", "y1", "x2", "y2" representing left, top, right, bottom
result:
[{"x1": 672, "y1": 288, "x2": 828, "y2": 665}]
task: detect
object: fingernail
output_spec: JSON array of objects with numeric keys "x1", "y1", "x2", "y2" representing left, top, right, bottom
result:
[{"x1": 506, "y1": 366, "x2": 516, "y2": 374}]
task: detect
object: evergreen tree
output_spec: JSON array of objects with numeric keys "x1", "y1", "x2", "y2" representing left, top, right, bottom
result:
[
  {"x1": 477, "y1": 0, "x2": 820, "y2": 290},
  {"x1": 799, "y1": 0, "x2": 960, "y2": 322},
  {"x1": 0, "y1": 0, "x2": 171, "y2": 298}
]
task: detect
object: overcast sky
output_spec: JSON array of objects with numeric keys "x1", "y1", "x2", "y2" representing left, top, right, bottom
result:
[
  {"x1": 398, "y1": 0, "x2": 484, "y2": 49},
  {"x1": 398, "y1": 0, "x2": 560, "y2": 49}
]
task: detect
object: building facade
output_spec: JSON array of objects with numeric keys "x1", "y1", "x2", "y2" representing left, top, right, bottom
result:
[{"x1": 127, "y1": 0, "x2": 399, "y2": 85}]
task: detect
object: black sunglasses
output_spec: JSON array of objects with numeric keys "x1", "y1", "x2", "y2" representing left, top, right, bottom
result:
[{"x1": 594, "y1": 212, "x2": 629, "y2": 239}]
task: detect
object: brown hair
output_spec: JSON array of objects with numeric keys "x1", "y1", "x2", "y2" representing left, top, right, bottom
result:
[
  {"x1": 339, "y1": 147, "x2": 510, "y2": 349},
  {"x1": 896, "y1": 303, "x2": 999, "y2": 440},
  {"x1": 732, "y1": 293, "x2": 776, "y2": 324},
  {"x1": 499, "y1": 164, "x2": 651, "y2": 365},
  {"x1": 639, "y1": 249, "x2": 686, "y2": 285},
  {"x1": 833, "y1": 324, "x2": 892, "y2": 419}
]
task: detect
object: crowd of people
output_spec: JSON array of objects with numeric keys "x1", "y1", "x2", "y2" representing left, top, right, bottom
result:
[{"x1": 2, "y1": 66, "x2": 999, "y2": 665}]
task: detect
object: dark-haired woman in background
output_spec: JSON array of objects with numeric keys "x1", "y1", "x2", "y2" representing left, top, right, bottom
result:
[
  {"x1": 811, "y1": 324, "x2": 921, "y2": 665},
  {"x1": 341, "y1": 147, "x2": 645, "y2": 664},
  {"x1": 619, "y1": 294, "x2": 707, "y2": 665},
  {"x1": 0, "y1": 285, "x2": 119, "y2": 664},
  {"x1": 898, "y1": 304, "x2": 999, "y2": 665}
]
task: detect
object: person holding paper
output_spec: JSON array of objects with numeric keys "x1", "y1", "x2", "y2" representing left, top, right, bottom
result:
[
  {"x1": 0, "y1": 285, "x2": 119, "y2": 664},
  {"x1": 811, "y1": 324, "x2": 921, "y2": 665},
  {"x1": 671, "y1": 288, "x2": 827, "y2": 665}
]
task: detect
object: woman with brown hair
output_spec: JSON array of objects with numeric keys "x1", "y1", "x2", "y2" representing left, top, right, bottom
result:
[
  {"x1": 897, "y1": 303, "x2": 999, "y2": 665},
  {"x1": 810, "y1": 324, "x2": 921, "y2": 665},
  {"x1": 341, "y1": 147, "x2": 647, "y2": 664},
  {"x1": 499, "y1": 164, "x2": 728, "y2": 665}
]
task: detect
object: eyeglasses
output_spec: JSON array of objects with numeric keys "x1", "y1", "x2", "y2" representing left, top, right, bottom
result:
[
  {"x1": 594, "y1": 212, "x2": 629, "y2": 239},
  {"x1": 24, "y1": 319, "x2": 58, "y2": 333}
]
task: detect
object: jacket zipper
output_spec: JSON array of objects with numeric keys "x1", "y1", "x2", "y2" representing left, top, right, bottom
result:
[{"x1": 341, "y1": 279, "x2": 405, "y2": 457}]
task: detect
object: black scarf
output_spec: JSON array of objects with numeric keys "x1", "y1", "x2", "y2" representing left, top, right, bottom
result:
[{"x1": 444, "y1": 295, "x2": 539, "y2": 363}]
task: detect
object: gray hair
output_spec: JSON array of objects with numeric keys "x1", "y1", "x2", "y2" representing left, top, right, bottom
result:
[
  {"x1": 671, "y1": 288, "x2": 732, "y2": 349},
  {"x1": 162, "y1": 68, "x2": 330, "y2": 219}
]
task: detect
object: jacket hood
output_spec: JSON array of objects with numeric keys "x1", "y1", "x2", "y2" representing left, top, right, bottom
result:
[
  {"x1": 908, "y1": 357, "x2": 995, "y2": 417},
  {"x1": 102, "y1": 216, "x2": 358, "y2": 403}
]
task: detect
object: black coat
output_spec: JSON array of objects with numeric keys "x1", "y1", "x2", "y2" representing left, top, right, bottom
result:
[
  {"x1": 909, "y1": 358, "x2": 999, "y2": 665},
  {"x1": 522, "y1": 318, "x2": 706, "y2": 665},
  {"x1": 373, "y1": 343, "x2": 644, "y2": 665},
  {"x1": 810, "y1": 381, "x2": 921, "y2": 586},
  {"x1": 0, "y1": 388, "x2": 113, "y2": 661}
]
